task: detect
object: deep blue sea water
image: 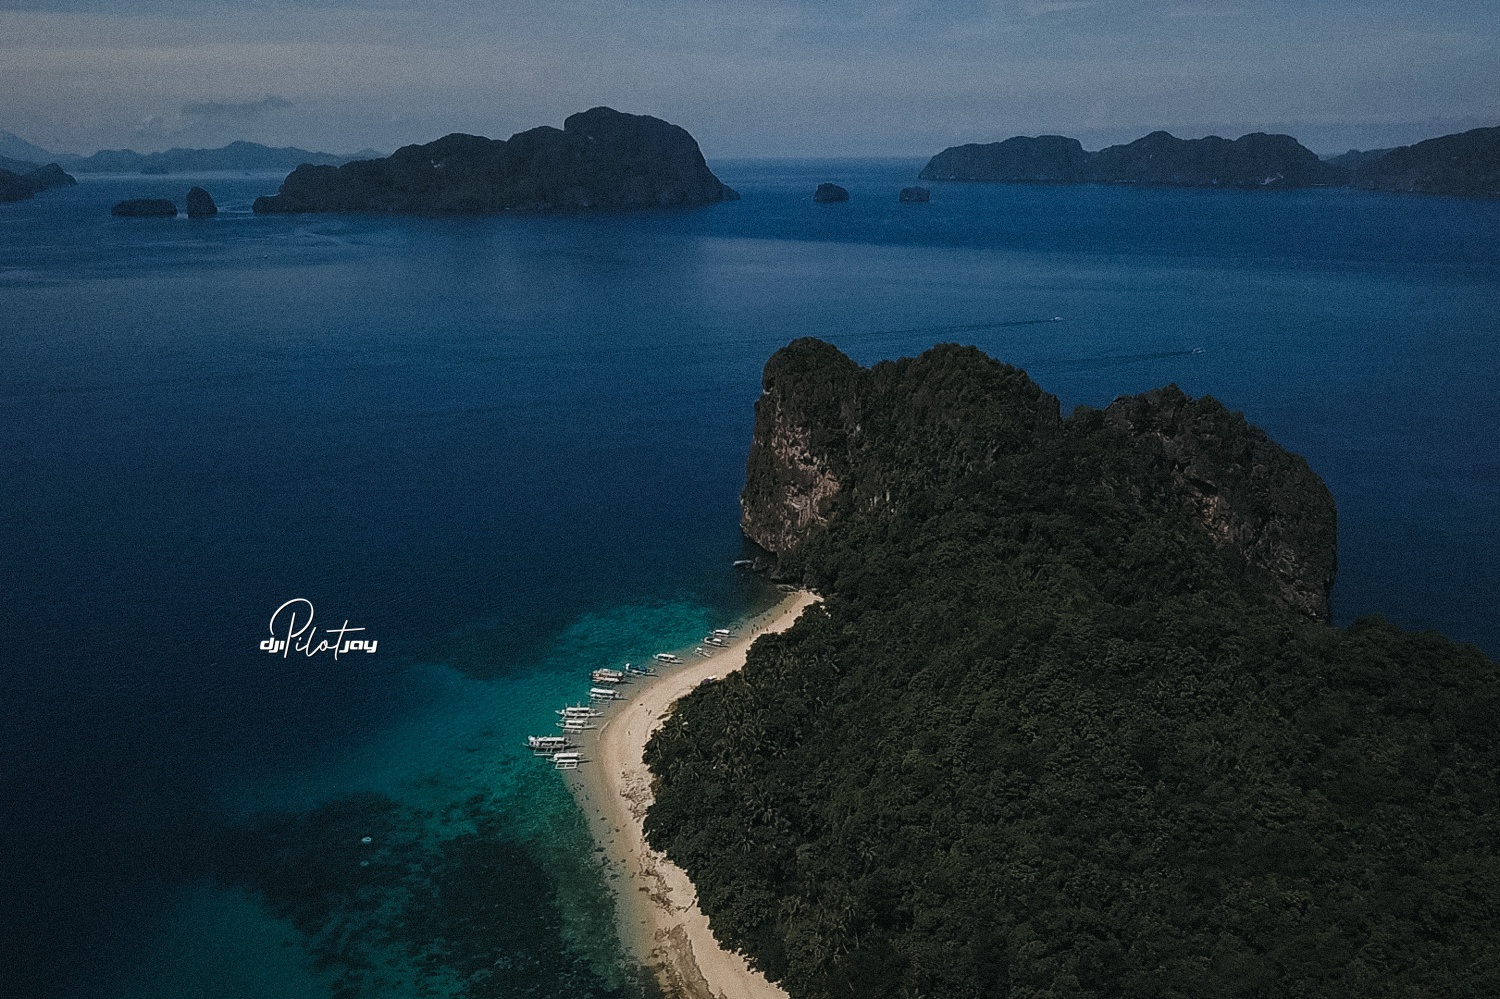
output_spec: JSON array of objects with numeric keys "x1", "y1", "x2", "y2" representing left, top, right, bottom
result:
[{"x1": 1, "y1": 159, "x2": 1497, "y2": 998}]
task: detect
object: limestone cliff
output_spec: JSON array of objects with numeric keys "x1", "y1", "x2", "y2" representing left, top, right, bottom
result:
[
  {"x1": 742, "y1": 340, "x2": 1337, "y2": 620},
  {"x1": 1104, "y1": 386, "x2": 1337, "y2": 620}
]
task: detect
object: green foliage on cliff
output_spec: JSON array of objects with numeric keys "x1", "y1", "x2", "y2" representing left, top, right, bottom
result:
[{"x1": 644, "y1": 341, "x2": 1499, "y2": 999}]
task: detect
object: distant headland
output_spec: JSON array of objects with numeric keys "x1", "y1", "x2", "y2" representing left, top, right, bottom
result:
[
  {"x1": 251, "y1": 107, "x2": 739, "y2": 215},
  {"x1": 921, "y1": 124, "x2": 1500, "y2": 196},
  {"x1": 0, "y1": 133, "x2": 375, "y2": 176},
  {"x1": 0, "y1": 161, "x2": 76, "y2": 203}
]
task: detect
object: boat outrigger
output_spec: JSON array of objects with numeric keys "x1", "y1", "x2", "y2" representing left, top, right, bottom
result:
[
  {"x1": 557, "y1": 718, "x2": 595, "y2": 731},
  {"x1": 590, "y1": 668, "x2": 625, "y2": 684},
  {"x1": 528, "y1": 735, "x2": 572, "y2": 754},
  {"x1": 557, "y1": 704, "x2": 602, "y2": 717},
  {"x1": 652, "y1": 653, "x2": 682, "y2": 664},
  {"x1": 552, "y1": 752, "x2": 581, "y2": 771},
  {"x1": 590, "y1": 686, "x2": 622, "y2": 701}
]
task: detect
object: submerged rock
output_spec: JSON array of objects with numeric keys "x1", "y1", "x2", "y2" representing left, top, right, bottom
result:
[
  {"x1": 112, "y1": 198, "x2": 178, "y2": 217},
  {"x1": 813, "y1": 183, "x2": 849, "y2": 202},
  {"x1": 899, "y1": 186, "x2": 931, "y2": 203},
  {"x1": 185, "y1": 187, "x2": 218, "y2": 217}
]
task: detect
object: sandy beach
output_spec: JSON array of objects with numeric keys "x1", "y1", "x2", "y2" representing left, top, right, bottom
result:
[{"x1": 565, "y1": 589, "x2": 820, "y2": 999}]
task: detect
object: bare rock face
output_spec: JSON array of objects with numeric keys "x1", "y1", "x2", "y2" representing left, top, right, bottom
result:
[
  {"x1": 1104, "y1": 385, "x2": 1337, "y2": 620},
  {"x1": 185, "y1": 187, "x2": 217, "y2": 217},
  {"x1": 740, "y1": 339, "x2": 861, "y2": 556},
  {"x1": 742, "y1": 340, "x2": 1337, "y2": 621}
]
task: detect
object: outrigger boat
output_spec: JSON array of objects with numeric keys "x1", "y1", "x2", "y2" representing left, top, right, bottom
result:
[
  {"x1": 557, "y1": 718, "x2": 595, "y2": 731},
  {"x1": 713, "y1": 628, "x2": 732, "y2": 637},
  {"x1": 590, "y1": 668, "x2": 626, "y2": 684},
  {"x1": 652, "y1": 653, "x2": 682, "y2": 664},
  {"x1": 589, "y1": 686, "x2": 622, "y2": 701},
  {"x1": 693, "y1": 647, "x2": 712, "y2": 658},
  {"x1": 623, "y1": 663, "x2": 655, "y2": 677},
  {"x1": 557, "y1": 704, "x2": 602, "y2": 717},
  {"x1": 552, "y1": 752, "x2": 581, "y2": 771},
  {"x1": 703, "y1": 636, "x2": 727, "y2": 648},
  {"x1": 528, "y1": 735, "x2": 572, "y2": 754}
]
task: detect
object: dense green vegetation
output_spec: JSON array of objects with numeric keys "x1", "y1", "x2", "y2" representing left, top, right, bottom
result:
[{"x1": 644, "y1": 341, "x2": 1499, "y2": 998}]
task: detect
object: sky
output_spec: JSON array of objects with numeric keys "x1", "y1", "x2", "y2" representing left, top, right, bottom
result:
[{"x1": 1, "y1": 0, "x2": 1497, "y2": 157}]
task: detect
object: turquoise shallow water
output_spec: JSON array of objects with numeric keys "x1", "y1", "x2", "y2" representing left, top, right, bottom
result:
[{"x1": 1, "y1": 160, "x2": 1497, "y2": 997}]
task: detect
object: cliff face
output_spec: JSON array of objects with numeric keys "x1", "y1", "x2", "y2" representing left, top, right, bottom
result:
[
  {"x1": 919, "y1": 130, "x2": 1345, "y2": 189},
  {"x1": 1104, "y1": 386, "x2": 1337, "y2": 620},
  {"x1": 253, "y1": 107, "x2": 737, "y2": 215},
  {"x1": 1352, "y1": 126, "x2": 1500, "y2": 197},
  {"x1": 741, "y1": 339, "x2": 862, "y2": 555},
  {"x1": 743, "y1": 340, "x2": 1336, "y2": 620},
  {"x1": 742, "y1": 339, "x2": 1062, "y2": 557}
]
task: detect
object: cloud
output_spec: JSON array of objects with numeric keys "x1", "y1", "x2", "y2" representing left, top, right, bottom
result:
[{"x1": 181, "y1": 94, "x2": 293, "y2": 119}]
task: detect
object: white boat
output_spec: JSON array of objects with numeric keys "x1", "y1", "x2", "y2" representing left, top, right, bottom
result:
[
  {"x1": 713, "y1": 628, "x2": 732, "y2": 637},
  {"x1": 553, "y1": 753, "x2": 581, "y2": 770},
  {"x1": 693, "y1": 647, "x2": 712, "y2": 658},
  {"x1": 590, "y1": 669, "x2": 625, "y2": 684},
  {"x1": 624, "y1": 663, "x2": 655, "y2": 676},
  {"x1": 589, "y1": 686, "x2": 621, "y2": 700},
  {"x1": 528, "y1": 735, "x2": 571, "y2": 753},
  {"x1": 732, "y1": 559, "x2": 755, "y2": 568},
  {"x1": 557, "y1": 704, "x2": 601, "y2": 717},
  {"x1": 557, "y1": 718, "x2": 595, "y2": 731},
  {"x1": 652, "y1": 653, "x2": 682, "y2": 664},
  {"x1": 704, "y1": 636, "x2": 727, "y2": 647}
]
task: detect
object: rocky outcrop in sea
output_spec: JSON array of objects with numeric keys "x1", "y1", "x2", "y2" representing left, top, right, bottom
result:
[
  {"x1": 813, "y1": 183, "x2": 849, "y2": 202},
  {"x1": 112, "y1": 198, "x2": 178, "y2": 217},
  {"x1": 186, "y1": 187, "x2": 218, "y2": 217},
  {"x1": 252, "y1": 107, "x2": 738, "y2": 215}
]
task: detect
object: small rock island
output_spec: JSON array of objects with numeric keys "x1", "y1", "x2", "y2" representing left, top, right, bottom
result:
[
  {"x1": 186, "y1": 187, "x2": 217, "y2": 217},
  {"x1": 111, "y1": 198, "x2": 179, "y2": 217},
  {"x1": 252, "y1": 107, "x2": 738, "y2": 215},
  {"x1": 813, "y1": 183, "x2": 850, "y2": 202},
  {"x1": 898, "y1": 186, "x2": 930, "y2": 203}
]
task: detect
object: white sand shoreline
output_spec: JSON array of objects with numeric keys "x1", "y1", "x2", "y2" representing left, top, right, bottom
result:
[{"x1": 564, "y1": 589, "x2": 820, "y2": 999}]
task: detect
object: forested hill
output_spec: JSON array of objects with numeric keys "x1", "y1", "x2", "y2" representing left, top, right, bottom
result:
[{"x1": 643, "y1": 339, "x2": 1500, "y2": 999}]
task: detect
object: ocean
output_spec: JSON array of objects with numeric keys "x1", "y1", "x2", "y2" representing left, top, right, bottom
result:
[{"x1": 1, "y1": 158, "x2": 1496, "y2": 998}]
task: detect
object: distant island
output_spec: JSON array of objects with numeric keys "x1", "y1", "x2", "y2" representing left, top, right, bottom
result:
[
  {"x1": 0, "y1": 161, "x2": 76, "y2": 203},
  {"x1": 643, "y1": 338, "x2": 1499, "y2": 998},
  {"x1": 59, "y1": 140, "x2": 377, "y2": 175},
  {"x1": 0, "y1": 132, "x2": 377, "y2": 176},
  {"x1": 1347, "y1": 125, "x2": 1500, "y2": 197},
  {"x1": 252, "y1": 107, "x2": 738, "y2": 215},
  {"x1": 922, "y1": 124, "x2": 1500, "y2": 195}
]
